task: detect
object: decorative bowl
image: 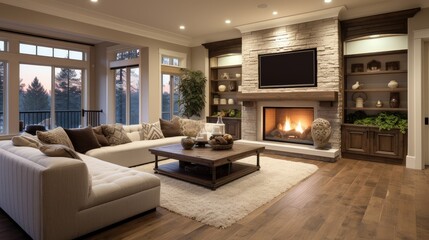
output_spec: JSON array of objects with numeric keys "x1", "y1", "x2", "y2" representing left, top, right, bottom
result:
[{"x1": 210, "y1": 143, "x2": 233, "y2": 150}]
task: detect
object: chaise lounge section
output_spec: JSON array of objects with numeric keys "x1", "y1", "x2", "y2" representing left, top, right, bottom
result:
[{"x1": 0, "y1": 141, "x2": 160, "y2": 240}]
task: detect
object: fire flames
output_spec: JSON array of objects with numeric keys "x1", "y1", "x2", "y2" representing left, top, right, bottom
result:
[{"x1": 282, "y1": 117, "x2": 305, "y2": 134}]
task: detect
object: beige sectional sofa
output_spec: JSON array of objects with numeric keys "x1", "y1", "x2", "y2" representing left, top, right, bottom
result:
[
  {"x1": 87, "y1": 123, "x2": 216, "y2": 167},
  {"x1": 0, "y1": 120, "x2": 217, "y2": 239},
  {"x1": 0, "y1": 140, "x2": 160, "y2": 240}
]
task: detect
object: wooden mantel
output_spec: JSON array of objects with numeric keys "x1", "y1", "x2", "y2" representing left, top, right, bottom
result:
[{"x1": 236, "y1": 91, "x2": 338, "y2": 102}]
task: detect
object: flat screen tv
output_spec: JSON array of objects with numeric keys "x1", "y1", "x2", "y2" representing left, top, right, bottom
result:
[{"x1": 258, "y1": 48, "x2": 317, "y2": 88}]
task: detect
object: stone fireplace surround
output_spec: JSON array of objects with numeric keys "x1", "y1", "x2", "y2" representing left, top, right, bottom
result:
[{"x1": 236, "y1": 16, "x2": 343, "y2": 161}]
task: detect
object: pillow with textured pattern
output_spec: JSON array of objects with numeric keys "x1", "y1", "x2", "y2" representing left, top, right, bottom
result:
[
  {"x1": 142, "y1": 122, "x2": 164, "y2": 140},
  {"x1": 101, "y1": 124, "x2": 132, "y2": 145},
  {"x1": 92, "y1": 126, "x2": 109, "y2": 146},
  {"x1": 36, "y1": 127, "x2": 74, "y2": 150}
]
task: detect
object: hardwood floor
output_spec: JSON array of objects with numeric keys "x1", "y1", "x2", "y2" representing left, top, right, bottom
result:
[{"x1": 1, "y1": 154, "x2": 429, "y2": 240}]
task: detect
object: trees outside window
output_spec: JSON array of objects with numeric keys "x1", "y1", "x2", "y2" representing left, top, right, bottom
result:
[
  {"x1": 0, "y1": 61, "x2": 4, "y2": 133},
  {"x1": 115, "y1": 67, "x2": 139, "y2": 124},
  {"x1": 161, "y1": 73, "x2": 180, "y2": 120},
  {"x1": 19, "y1": 64, "x2": 82, "y2": 129}
]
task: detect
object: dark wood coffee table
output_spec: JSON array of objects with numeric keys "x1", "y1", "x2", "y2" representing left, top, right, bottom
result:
[{"x1": 149, "y1": 143, "x2": 265, "y2": 190}]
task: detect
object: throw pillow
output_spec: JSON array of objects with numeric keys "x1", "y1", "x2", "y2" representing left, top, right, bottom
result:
[
  {"x1": 36, "y1": 127, "x2": 75, "y2": 150},
  {"x1": 142, "y1": 122, "x2": 164, "y2": 140},
  {"x1": 179, "y1": 118, "x2": 204, "y2": 137},
  {"x1": 64, "y1": 126, "x2": 101, "y2": 153},
  {"x1": 159, "y1": 117, "x2": 183, "y2": 137},
  {"x1": 39, "y1": 144, "x2": 82, "y2": 160},
  {"x1": 101, "y1": 124, "x2": 132, "y2": 145},
  {"x1": 92, "y1": 126, "x2": 109, "y2": 146},
  {"x1": 11, "y1": 135, "x2": 43, "y2": 148}
]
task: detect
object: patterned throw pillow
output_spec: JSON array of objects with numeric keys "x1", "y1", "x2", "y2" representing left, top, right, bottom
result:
[
  {"x1": 101, "y1": 124, "x2": 132, "y2": 146},
  {"x1": 36, "y1": 127, "x2": 75, "y2": 150},
  {"x1": 142, "y1": 122, "x2": 164, "y2": 140},
  {"x1": 179, "y1": 118, "x2": 203, "y2": 137},
  {"x1": 92, "y1": 126, "x2": 109, "y2": 146}
]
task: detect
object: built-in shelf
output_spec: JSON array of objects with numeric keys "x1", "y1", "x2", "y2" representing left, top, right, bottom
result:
[
  {"x1": 345, "y1": 107, "x2": 407, "y2": 111},
  {"x1": 209, "y1": 64, "x2": 242, "y2": 70},
  {"x1": 211, "y1": 79, "x2": 241, "y2": 81},
  {"x1": 347, "y1": 70, "x2": 407, "y2": 76},
  {"x1": 345, "y1": 88, "x2": 407, "y2": 92}
]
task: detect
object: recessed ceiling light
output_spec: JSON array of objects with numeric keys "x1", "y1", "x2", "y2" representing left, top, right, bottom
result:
[
  {"x1": 225, "y1": 19, "x2": 231, "y2": 24},
  {"x1": 324, "y1": 0, "x2": 332, "y2": 3},
  {"x1": 90, "y1": 0, "x2": 98, "y2": 3},
  {"x1": 179, "y1": 25, "x2": 185, "y2": 30},
  {"x1": 272, "y1": 11, "x2": 278, "y2": 15}
]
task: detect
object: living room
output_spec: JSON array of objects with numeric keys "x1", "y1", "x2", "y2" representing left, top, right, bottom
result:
[{"x1": 1, "y1": 0, "x2": 429, "y2": 239}]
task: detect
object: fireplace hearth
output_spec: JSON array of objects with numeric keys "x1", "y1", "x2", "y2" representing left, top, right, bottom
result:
[{"x1": 263, "y1": 107, "x2": 314, "y2": 145}]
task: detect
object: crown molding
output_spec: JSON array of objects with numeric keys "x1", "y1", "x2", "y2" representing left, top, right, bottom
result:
[
  {"x1": 0, "y1": 0, "x2": 193, "y2": 47},
  {"x1": 235, "y1": 6, "x2": 346, "y2": 33}
]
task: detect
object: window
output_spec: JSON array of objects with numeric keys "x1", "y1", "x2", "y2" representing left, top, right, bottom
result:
[
  {"x1": 162, "y1": 56, "x2": 180, "y2": 66},
  {"x1": 161, "y1": 73, "x2": 180, "y2": 120},
  {"x1": 19, "y1": 43, "x2": 84, "y2": 61},
  {"x1": 160, "y1": 51, "x2": 185, "y2": 120},
  {"x1": 0, "y1": 61, "x2": 5, "y2": 133},
  {"x1": 0, "y1": 41, "x2": 5, "y2": 51},
  {"x1": 54, "y1": 68, "x2": 82, "y2": 128},
  {"x1": 19, "y1": 64, "x2": 83, "y2": 129},
  {"x1": 116, "y1": 49, "x2": 140, "y2": 61},
  {"x1": 115, "y1": 67, "x2": 140, "y2": 124}
]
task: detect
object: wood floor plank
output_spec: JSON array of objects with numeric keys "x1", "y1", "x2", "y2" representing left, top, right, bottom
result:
[{"x1": 1, "y1": 155, "x2": 429, "y2": 240}]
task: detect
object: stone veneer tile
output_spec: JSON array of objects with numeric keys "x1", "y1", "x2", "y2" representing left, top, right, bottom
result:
[{"x1": 241, "y1": 18, "x2": 343, "y2": 149}]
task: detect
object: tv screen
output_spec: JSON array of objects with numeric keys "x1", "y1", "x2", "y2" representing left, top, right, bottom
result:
[{"x1": 258, "y1": 48, "x2": 317, "y2": 88}]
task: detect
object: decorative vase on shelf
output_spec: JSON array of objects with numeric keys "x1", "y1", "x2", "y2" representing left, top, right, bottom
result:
[
  {"x1": 390, "y1": 92, "x2": 400, "y2": 108},
  {"x1": 388, "y1": 80, "x2": 398, "y2": 89},
  {"x1": 376, "y1": 100, "x2": 383, "y2": 108},
  {"x1": 218, "y1": 84, "x2": 226, "y2": 92},
  {"x1": 352, "y1": 81, "x2": 361, "y2": 90}
]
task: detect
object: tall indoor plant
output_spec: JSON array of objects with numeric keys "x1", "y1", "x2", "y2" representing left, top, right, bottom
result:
[{"x1": 177, "y1": 69, "x2": 207, "y2": 118}]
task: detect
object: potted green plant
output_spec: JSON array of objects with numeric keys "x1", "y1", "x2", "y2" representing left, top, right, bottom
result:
[
  {"x1": 177, "y1": 69, "x2": 207, "y2": 118},
  {"x1": 353, "y1": 112, "x2": 407, "y2": 134}
]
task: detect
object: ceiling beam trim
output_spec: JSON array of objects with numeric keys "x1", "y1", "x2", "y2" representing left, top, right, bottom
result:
[{"x1": 235, "y1": 6, "x2": 346, "y2": 34}]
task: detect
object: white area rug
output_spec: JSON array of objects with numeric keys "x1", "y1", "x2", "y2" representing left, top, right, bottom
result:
[{"x1": 135, "y1": 156, "x2": 318, "y2": 228}]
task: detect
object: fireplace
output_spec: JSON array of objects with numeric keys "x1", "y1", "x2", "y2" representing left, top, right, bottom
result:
[{"x1": 263, "y1": 107, "x2": 314, "y2": 145}]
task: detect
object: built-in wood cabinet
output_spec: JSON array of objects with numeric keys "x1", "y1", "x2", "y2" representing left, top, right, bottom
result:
[
  {"x1": 342, "y1": 50, "x2": 408, "y2": 164},
  {"x1": 344, "y1": 50, "x2": 407, "y2": 117},
  {"x1": 203, "y1": 38, "x2": 242, "y2": 139},
  {"x1": 342, "y1": 124, "x2": 406, "y2": 164}
]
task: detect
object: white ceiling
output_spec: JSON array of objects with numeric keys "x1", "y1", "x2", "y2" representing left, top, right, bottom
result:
[{"x1": 1, "y1": 0, "x2": 429, "y2": 46}]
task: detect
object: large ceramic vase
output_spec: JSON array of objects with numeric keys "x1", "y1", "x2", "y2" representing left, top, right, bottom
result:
[{"x1": 311, "y1": 118, "x2": 332, "y2": 149}]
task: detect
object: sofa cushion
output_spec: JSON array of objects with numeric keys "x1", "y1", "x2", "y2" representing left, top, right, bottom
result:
[
  {"x1": 159, "y1": 117, "x2": 183, "y2": 137},
  {"x1": 65, "y1": 126, "x2": 101, "y2": 153},
  {"x1": 39, "y1": 144, "x2": 82, "y2": 160},
  {"x1": 92, "y1": 126, "x2": 109, "y2": 146},
  {"x1": 142, "y1": 122, "x2": 164, "y2": 140},
  {"x1": 179, "y1": 118, "x2": 204, "y2": 137},
  {"x1": 122, "y1": 124, "x2": 144, "y2": 141},
  {"x1": 101, "y1": 124, "x2": 132, "y2": 146},
  {"x1": 36, "y1": 127, "x2": 75, "y2": 150},
  {"x1": 80, "y1": 154, "x2": 160, "y2": 208}
]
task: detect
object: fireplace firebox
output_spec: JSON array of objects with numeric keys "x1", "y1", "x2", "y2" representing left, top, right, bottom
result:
[{"x1": 263, "y1": 107, "x2": 314, "y2": 145}]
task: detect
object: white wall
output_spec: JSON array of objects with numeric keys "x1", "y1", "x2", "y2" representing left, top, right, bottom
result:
[
  {"x1": 344, "y1": 35, "x2": 408, "y2": 55},
  {"x1": 407, "y1": 8, "x2": 429, "y2": 169}
]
